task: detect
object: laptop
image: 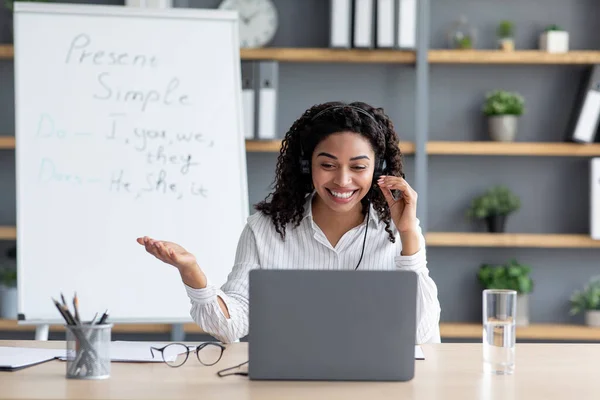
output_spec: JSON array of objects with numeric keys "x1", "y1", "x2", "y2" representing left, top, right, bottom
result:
[{"x1": 247, "y1": 269, "x2": 418, "y2": 381}]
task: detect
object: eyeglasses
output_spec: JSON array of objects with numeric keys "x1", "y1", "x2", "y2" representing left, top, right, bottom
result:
[{"x1": 150, "y1": 342, "x2": 225, "y2": 367}]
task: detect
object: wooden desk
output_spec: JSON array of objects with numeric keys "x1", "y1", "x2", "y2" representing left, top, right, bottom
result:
[{"x1": 0, "y1": 340, "x2": 597, "y2": 399}]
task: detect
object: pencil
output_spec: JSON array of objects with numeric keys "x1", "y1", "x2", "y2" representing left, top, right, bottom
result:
[
  {"x1": 73, "y1": 292, "x2": 81, "y2": 325},
  {"x1": 52, "y1": 298, "x2": 70, "y2": 325}
]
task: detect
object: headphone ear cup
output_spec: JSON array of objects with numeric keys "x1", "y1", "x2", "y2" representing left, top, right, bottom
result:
[{"x1": 373, "y1": 159, "x2": 387, "y2": 182}]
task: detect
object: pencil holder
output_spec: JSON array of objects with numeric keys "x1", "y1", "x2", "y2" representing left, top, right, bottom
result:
[{"x1": 65, "y1": 323, "x2": 112, "y2": 380}]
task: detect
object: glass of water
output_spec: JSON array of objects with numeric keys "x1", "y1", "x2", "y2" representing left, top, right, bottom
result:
[{"x1": 482, "y1": 289, "x2": 516, "y2": 375}]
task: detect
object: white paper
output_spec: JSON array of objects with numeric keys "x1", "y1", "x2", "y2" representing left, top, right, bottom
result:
[
  {"x1": 0, "y1": 347, "x2": 63, "y2": 370},
  {"x1": 415, "y1": 345, "x2": 425, "y2": 360}
]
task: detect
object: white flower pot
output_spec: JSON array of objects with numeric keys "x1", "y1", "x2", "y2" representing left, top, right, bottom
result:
[
  {"x1": 516, "y1": 294, "x2": 529, "y2": 326},
  {"x1": 0, "y1": 285, "x2": 17, "y2": 319},
  {"x1": 584, "y1": 310, "x2": 600, "y2": 327},
  {"x1": 539, "y1": 31, "x2": 569, "y2": 53},
  {"x1": 488, "y1": 115, "x2": 518, "y2": 142}
]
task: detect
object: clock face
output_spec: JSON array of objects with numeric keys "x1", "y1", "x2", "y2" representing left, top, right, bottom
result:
[{"x1": 219, "y1": 0, "x2": 278, "y2": 48}]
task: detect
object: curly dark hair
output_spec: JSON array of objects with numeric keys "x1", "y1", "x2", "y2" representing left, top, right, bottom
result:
[{"x1": 255, "y1": 101, "x2": 405, "y2": 243}]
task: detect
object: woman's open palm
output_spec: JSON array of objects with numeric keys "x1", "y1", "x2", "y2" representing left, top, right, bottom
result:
[{"x1": 136, "y1": 236, "x2": 197, "y2": 271}]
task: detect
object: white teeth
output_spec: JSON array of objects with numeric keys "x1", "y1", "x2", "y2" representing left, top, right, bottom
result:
[{"x1": 330, "y1": 190, "x2": 355, "y2": 199}]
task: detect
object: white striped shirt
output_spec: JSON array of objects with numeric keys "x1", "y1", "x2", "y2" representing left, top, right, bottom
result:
[{"x1": 185, "y1": 193, "x2": 442, "y2": 344}]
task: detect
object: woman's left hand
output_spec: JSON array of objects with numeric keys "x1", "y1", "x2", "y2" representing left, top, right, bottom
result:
[{"x1": 377, "y1": 175, "x2": 418, "y2": 233}]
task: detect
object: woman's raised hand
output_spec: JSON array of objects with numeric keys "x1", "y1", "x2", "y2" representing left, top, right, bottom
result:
[{"x1": 136, "y1": 236, "x2": 198, "y2": 272}]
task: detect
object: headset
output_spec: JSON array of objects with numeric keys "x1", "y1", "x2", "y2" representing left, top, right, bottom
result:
[{"x1": 298, "y1": 105, "x2": 390, "y2": 270}]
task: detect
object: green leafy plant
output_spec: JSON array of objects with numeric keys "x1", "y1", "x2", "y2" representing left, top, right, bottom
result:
[
  {"x1": 477, "y1": 259, "x2": 533, "y2": 294},
  {"x1": 482, "y1": 90, "x2": 525, "y2": 116},
  {"x1": 0, "y1": 246, "x2": 17, "y2": 288},
  {"x1": 497, "y1": 20, "x2": 514, "y2": 39},
  {"x1": 466, "y1": 185, "x2": 521, "y2": 220},
  {"x1": 0, "y1": 267, "x2": 16, "y2": 288},
  {"x1": 457, "y1": 36, "x2": 473, "y2": 49},
  {"x1": 545, "y1": 24, "x2": 563, "y2": 32},
  {"x1": 569, "y1": 276, "x2": 600, "y2": 315}
]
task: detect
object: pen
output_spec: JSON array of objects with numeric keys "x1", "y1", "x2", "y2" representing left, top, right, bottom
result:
[{"x1": 97, "y1": 309, "x2": 109, "y2": 325}]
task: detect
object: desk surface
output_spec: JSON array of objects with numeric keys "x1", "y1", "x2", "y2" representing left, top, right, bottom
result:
[{"x1": 0, "y1": 340, "x2": 598, "y2": 400}]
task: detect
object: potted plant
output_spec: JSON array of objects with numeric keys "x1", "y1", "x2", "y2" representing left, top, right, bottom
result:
[
  {"x1": 478, "y1": 259, "x2": 533, "y2": 326},
  {"x1": 466, "y1": 185, "x2": 521, "y2": 233},
  {"x1": 539, "y1": 24, "x2": 569, "y2": 53},
  {"x1": 497, "y1": 20, "x2": 515, "y2": 51},
  {"x1": 482, "y1": 90, "x2": 525, "y2": 142},
  {"x1": 0, "y1": 246, "x2": 17, "y2": 319},
  {"x1": 569, "y1": 276, "x2": 600, "y2": 327}
]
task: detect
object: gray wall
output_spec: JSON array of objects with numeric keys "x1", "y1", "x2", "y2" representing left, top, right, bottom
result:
[{"x1": 0, "y1": 0, "x2": 599, "y2": 339}]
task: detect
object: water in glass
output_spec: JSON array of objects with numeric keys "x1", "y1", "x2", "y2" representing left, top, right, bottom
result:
[{"x1": 483, "y1": 320, "x2": 515, "y2": 375}]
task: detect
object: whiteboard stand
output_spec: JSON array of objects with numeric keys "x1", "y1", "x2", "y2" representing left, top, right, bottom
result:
[
  {"x1": 170, "y1": 324, "x2": 185, "y2": 342},
  {"x1": 34, "y1": 324, "x2": 49, "y2": 341}
]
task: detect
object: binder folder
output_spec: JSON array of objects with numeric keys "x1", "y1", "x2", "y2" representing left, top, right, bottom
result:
[
  {"x1": 257, "y1": 61, "x2": 278, "y2": 140},
  {"x1": 241, "y1": 61, "x2": 257, "y2": 140},
  {"x1": 568, "y1": 65, "x2": 600, "y2": 143},
  {"x1": 330, "y1": 0, "x2": 352, "y2": 48},
  {"x1": 376, "y1": 0, "x2": 395, "y2": 48},
  {"x1": 592, "y1": 158, "x2": 600, "y2": 240},
  {"x1": 353, "y1": 0, "x2": 374, "y2": 48},
  {"x1": 397, "y1": 0, "x2": 416, "y2": 49}
]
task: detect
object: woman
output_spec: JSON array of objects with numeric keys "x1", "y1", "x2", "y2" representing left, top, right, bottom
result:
[{"x1": 137, "y1": 101, "x2": 441, "y2": 344}]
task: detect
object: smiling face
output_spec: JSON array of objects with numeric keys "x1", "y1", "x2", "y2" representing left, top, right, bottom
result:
[{"x1": 311, "y1": 132, "x2": 376, "y2": 215}]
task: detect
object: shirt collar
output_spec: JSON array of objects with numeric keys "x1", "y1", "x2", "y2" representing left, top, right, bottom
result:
[{"x1": 302, "y1": 191, "x2": 379, "y2": 227}]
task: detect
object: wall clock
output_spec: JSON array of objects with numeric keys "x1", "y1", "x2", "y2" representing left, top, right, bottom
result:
[{"x1": 219, "y1": 0, "x2": 279, "y2": 48}]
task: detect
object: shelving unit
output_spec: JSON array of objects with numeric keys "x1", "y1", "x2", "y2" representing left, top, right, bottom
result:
[{"x1": 2, "y1": 2, "x2": 600, "y2": 343}]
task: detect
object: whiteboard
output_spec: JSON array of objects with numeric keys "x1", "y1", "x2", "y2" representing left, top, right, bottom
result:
[{"x1": 13, "y1": 3, "x2": 249, "y2": 323}]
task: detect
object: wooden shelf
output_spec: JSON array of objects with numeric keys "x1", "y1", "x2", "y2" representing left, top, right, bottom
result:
[
  {"x1": 0, "y1": 319, "x2": 597, "y2": 340},
  {"x1": 441, "y1": 323, "x2": 600, "y2": 341},
  {"x1": 4, "y1": 46, "x2": 600, "y2": 65},
  {"x1": 0, "y1": 136, "x2": 15, "y2": 149},
  {"x1": 426, "y1": 232, "x2": 600, "y2": 248},
  {"x1": 427, "y1": 141, "x2": 600, "y2": 156},
  {"x1": 241, "y1": 47, "x2": 416, "y2": 63},
  {"x1": 0, "y1": 138, "x2": 416, "y2": 154},
  {"x1": 0, "y1": 45, "x2": 13, "y2": 59},
  {"x1": 0, "y1": 226, "x2": 16, "y2": 240},
  {"x1": 428, "y1": 50, "x2": 600, "y2": 64},
  {"x1": 8, "y1": 137, "x2": 600, "y2": 157}
]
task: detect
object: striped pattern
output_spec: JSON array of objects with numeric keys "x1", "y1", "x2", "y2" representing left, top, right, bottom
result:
[{"x1": 186, "y1": 194, "x2": 441, "y2": 344}]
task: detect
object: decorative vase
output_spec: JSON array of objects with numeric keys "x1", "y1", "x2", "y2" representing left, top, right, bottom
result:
[
  {"x1": 584, "y1": 310, "x2": 600, "y2": 327},
  {"x1": 447, "y1": 16, "x2": 477, "y2": 49},
  {"x1": 485, "y1": 214, "x2": 506, "y2": 233},
  {"x1": 499, "y1": 38, "x2": 514, "y2": 51},
  {"x1": 0, "y1": 285, "x2": 17, "y2": 319},
  {"x1": 539, "y1": 31, "x2": 569, "y2": 53},
  {"x1": 516, "y1": 294, "x2": 529, "y2": 326},
  {"x1": 488, "y1": 115, "x2": 518, "y2": 142}
]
